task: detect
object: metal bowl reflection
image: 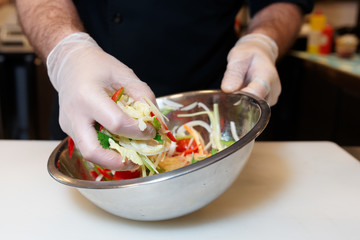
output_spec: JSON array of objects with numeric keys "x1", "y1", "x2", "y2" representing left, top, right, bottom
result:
[{"x1": 48, "y1": 90, "x2": 270, "y2": 221}]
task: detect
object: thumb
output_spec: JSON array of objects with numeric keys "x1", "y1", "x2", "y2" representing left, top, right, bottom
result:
[{"x1": 221, "y1": 58, "x2": 251, "y2": 93}]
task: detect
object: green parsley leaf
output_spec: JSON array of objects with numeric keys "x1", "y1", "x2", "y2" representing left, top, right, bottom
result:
[
  {"x1": 154, "y1": 133, "x2": 163, "y2": 143},
  {"x1": 97, "y1": 131, "x2": 115, "y2": 149}
]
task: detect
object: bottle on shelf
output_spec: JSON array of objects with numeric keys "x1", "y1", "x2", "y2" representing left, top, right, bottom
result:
[{"x1": 307, "y1": 11, "x2": 327, "y2": 54}]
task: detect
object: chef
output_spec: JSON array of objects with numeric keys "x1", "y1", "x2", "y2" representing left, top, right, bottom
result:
[{"x1": 16, "y1": 0, "x2": 313, "y2": 169}]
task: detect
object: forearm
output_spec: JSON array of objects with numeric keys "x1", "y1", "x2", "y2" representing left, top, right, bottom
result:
[
  {"x1": 248, "y1": 2, "x2": 304, "y2": 57},
  {"x1": 16, "y1": 0, "x2": 84, "y2": 61}
]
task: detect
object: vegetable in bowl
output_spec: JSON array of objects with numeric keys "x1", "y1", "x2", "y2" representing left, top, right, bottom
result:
[{"x1": 67, "y1": 87, "x2": 242, "y2": 181}]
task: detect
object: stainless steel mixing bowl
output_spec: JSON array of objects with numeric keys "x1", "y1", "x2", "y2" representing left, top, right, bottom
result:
[{"x1": 48, "y1": 90, "x2": 270, "y2": 221}]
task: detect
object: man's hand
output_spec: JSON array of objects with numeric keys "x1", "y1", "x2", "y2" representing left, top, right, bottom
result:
[
  {"x1": 221, "y1": 33, "x2": 281, "y2": 106},
  {"x1": 47, "y1": 33, "x2": 156, "y2": 170},
  {"x1": 16, "y1": 1, "x2": 154, "y2": 169},
  {"x1": 222, "y1": 2, "x2": 304, "y2": 106}
]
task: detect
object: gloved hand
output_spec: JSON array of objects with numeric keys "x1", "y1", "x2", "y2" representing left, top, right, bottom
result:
[
  {"x1": 221, "y1": 33, "x2": 281, "y2": 106},
  {"x1": 47, "y1": 32, "x2": 156, "y2": 170}
]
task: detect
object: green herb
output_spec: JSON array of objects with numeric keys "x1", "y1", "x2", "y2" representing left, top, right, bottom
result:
[
  {"x1": 220, "y1": 140, "x2": 235, "y2": 147},
  {"x1": 154, "y1": 133, "x2": 163, "y2": 143},
  {"x1": 210, "y1": 148, "x2": 218, "y2": 155},
  {"x1": 191, "y1": 153, "x2": 197, "y2": 164},
  {"x1": 160, "y1": 107, "x2": 173, "y2": 116},
  {"x1": 152, "y1": 117, "x2": 161, "y2": 130},
  {"x1": 97, "y1": 131, "x2": 115, "y2": 149}
]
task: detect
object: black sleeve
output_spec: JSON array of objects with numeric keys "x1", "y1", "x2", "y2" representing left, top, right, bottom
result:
[{"x1": 248, "y1": 0, "x2": 314, "y2": 17}]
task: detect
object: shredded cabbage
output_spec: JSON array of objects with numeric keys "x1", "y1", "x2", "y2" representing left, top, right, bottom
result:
[
  {"x1": 115, "y1": 136, "x2": 166, "y2": 155},
  {"x1": 88, "y1": 89, "x2": 241, "y2": 181},
  {"x1": 109, "y1": 138, "x2": 143, "y2": 165}
]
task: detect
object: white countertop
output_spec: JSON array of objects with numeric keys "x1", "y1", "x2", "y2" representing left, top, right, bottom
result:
[{"x1": 1, "y1": 140, "x2": 360, "y2": 240}]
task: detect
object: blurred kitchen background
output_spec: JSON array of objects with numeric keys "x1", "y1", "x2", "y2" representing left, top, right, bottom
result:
[{"x1": 0, "y1": 0, "x2": 359, "y2": 156}]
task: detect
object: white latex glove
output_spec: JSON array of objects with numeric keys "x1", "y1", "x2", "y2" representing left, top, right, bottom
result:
[
  {"x1": 221, "y1": 33, "x2": 281, "y2": 106},
  {"x1": 47, "y1": 32, "x2": 156, "y2": 170}
]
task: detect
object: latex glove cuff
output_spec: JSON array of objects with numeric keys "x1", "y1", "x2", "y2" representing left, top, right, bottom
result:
[{"x1": 236, "y1": 33, "x2": 279, "y2": 62}]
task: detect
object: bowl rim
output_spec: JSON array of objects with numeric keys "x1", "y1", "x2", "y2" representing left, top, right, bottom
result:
[{"x1": 47, "y1": 90, "x2": 270, "y2": 189}]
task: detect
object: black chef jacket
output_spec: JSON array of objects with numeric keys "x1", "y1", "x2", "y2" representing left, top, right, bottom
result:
[
  {"x1": 50, "y1": 0, "x2": 313, "y2": 139},
  {"x1": 73, "y1": 0, "x2": 313, "y2": 97}
]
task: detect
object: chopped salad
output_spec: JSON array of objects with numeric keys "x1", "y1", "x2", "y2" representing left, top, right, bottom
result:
[{"x1": 67, "y1": 88, "x2": 240, "y2": 181}]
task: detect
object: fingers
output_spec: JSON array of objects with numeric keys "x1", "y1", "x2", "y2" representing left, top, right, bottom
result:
[
  {"x1": 221, "y1": 51, "x2": 281, "y2": 106},
  {"x1": 221, "y1": 59, "x2": 249, "y2": 93},
  {"x1": 222, "y1": 65, "x2": 281, "y2": 106},
  {"x1": 221, "y1": 33, "x2": 281, "y2": 106},
  {"x1": 59, "y1": 92, "x2": 154, "y2": 170},
  {"x1": 63, "y1": 89, "x2": 156, "y2": 139},
  {"x1": 58, "y1": 82, "x2": 156, "y2": 170},
  {"x1": 49, "y1": 33, "x2": 158, "y2": 170},
  {"x1": 68, "y1": 116, "x2": 137, "y2": 170},
  {"x1": 108, "y1": 60, "x2": 157, "y2": 104},
  {"x1": 240, "y1": 77, "x2": 270, "y2": 98},
  {"x1": 93, "y1": 94, "x2": 156, "y2": 140},
  {"x1": 241, "y1": 76, "x2": 281, "y2": 106}
]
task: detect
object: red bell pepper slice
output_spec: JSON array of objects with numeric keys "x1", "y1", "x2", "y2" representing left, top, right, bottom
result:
[
  {"x1": 90, "y1": 170, "x2": 99, "y2": 179},
  {"x1": 166, "y1": 131, "x2": 177, "y2": 142},
  {"x1": 68, "y1": 137, "x2": 75, "y2": 158},
  {"x1": 150, "y1": 112, "x2": 177, "y2": 142},
  {"x1": 176, "y1": 138, "x2": 199, "y2": 155},
  {"x1": 96, "y1": 167, "x2": 113, "y2": 180},
  {"x1": 111, "y1": 87, "x2": 124, "y2": 102},
  {"x1": 182, "y1": 144, "x2": 199, "y2": 155},
  {"x1": 113, "y1": 170, "x2": 142, "y2": 180}
]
